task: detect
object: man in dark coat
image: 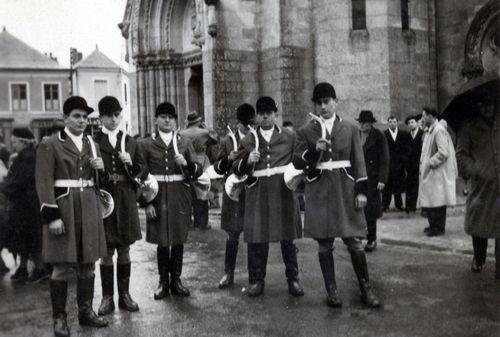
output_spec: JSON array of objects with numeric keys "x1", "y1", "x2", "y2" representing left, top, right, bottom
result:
[
  {"x1": 357, "y1": 111, "x2": 389, "y2": 252},
  {"x1": 293, "y1": 83, "x2": 381, "y2": 308},
  {"x1": 94, "y1": 96, "x2": 147, "y2": 315},
  {"x1": 0, "y1": 128, "x2": 49, "y2": 283},
  {"x1": 36, "y1": 96, "x2": 109, "y2": 337},
  {"x1": 179, "y1": 112, "x2": 218, "y2": 230},
  {"x1": 456, "y1": 96, "x2": 500, "y2": 280},
  {"x1": 405, "y1": 114, "x2": 424, "y2": 213},
  {"x1": 234, "y1": 96, "x2": 303, "y2": 298},
  {"x1": 383, "y1": 116, "x2": 411, "y2": 211},
  {"x1": 141, "y1": 102, "x2": 203, "y2": 299},
  {"x1": 215, "y1": 103, "x2": 255, "y2": 289}
]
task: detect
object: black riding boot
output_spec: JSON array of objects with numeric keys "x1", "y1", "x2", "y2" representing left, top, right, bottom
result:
[
  {"x1": 247, "y1": 243, "x2": 266, "y2": 297},
  {"x1": 117, "y1": 263, "x2": 139, "y2": 312},
  {"x1": 318, "y1": 251, "x2": 342, "y2": 308},
  {"x1": 77, "y1": 277, "x2": 108, "y2": 327},
  {"x1": 170, "y1": 245, "x2": 190, "y2": 297},
  {"x1": 98, "y1": 265, "x2": 115, "y2": 315},
  {"x1": 50, "y1": 280, "x2": 70, "y2": 337},
  {"x1": 281, "y1": 241, "x2": 304, "y2": 297},
  {"x1": 154, "y1": 246, "x2": 170, "y2": 299},
  {"x1": 350, "y1": 250, "x2": 381, "y2": 308},
  {"x1": 219, "y1": 239, "x2": 238, "y2": 289}
]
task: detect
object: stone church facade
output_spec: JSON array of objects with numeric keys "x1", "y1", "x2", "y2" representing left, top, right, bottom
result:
[{"x1": 119, "y1": 0, "x2": 499, "y2": 135}]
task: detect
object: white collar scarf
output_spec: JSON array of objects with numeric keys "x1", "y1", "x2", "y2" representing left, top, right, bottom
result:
[
  {"x1": 322, "y1": 113, "x2": 336, "y2": 135},
  {"x1": 64, "y1": 127, "x2": 83, "y2": 152},
  {"x1": 102, "y1": 127, "x2": 120, "y2": 148},
  {"x1": 158, "y1": 130, "x2": 173, "y2": 147}
]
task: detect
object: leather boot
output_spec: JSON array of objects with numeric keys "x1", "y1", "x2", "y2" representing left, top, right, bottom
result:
[
  {"x1": 281, "y1": 241, "x2": 304, "y2": 297},
  {"x1": 318, "y1": 251, "x2": 342, "y2": 308},
  {"x1": 219, "y1": 239, "x2": 238, "y2": 289},
  {"x1": 154, "y1": 246, "x2": 170, "y2": 300},
  {"x1": 117, "y1": 263, "x2": 139, "y2": 312},
  {"x1": 350, "y1": 250, "x2": 381, "y2": 308},
  {"x1": 50, "y1": 280, "x2": 70, "y2": 337},
  {"x1": 170, "y1": 245, "x2": 190, "y2": 297},
  {"x1": 247, "y1": 243, "x2": 265, "y2": 297},
  {"x1": 98, "y1": 265, "x2": 115, "y2": 315},
  {"x1": 77, "y1": 277, "x2": 109, "y2": 327}
]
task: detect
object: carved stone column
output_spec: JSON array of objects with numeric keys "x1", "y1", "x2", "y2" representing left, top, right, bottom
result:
[
  {"x1": 158, "y1": 61, "x2": 167, "y2": 103},
  {"x1": 146, "y1": 62, "x2": 156, "y2": 132},
  {"x1": 136, "y1": 60, "x2": 147, "y2": 136}
]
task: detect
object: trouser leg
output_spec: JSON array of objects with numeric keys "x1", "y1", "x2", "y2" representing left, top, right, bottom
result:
[
  {"x1": 382, "y1": 180, "x2": 392, "y2": 209},
  {"x1": 366, "y1": 219, "x2": 377, "y2": 242},
  {"x1": 343, "y1": 238, "x2": 381, "y2": 308},
  {"x1": 472, "y1": 236, "x2": 488, "y2": 267},
  {"x1": 247, "y1": 243, "x2": 268, "y2": 297},
  {"x1": 394, "y1": 193, "x2": 403, "y2": 209}
]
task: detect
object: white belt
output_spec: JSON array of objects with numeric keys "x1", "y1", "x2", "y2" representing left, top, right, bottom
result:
[
  {"x1": 252, "y1": 165, "x2": 288, "y2": 178},
  {"x1": 54, "y1": 179, "x2": 94, "y2": 188},
  {"x1": 153, "y1": 174, "x2": 185, "y2": 183},
  {"x1": 316, "y1": 160, "x2": 351, "y2": 170}
]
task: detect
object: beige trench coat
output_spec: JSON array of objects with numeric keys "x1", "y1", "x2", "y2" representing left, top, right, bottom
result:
[{"x1": 418, "y1": 121, "x2": 457, "y2": 208}]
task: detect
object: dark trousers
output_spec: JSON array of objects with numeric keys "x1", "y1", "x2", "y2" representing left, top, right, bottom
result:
[
  {"x1": 247, "y1": 240, "x2": 298, "y2": 283},
  {"x1": 405, "y1": 173, "x2": 419, "y2": 212},
  {"x1": 472, "y1": 237, "x2": 500, "y2": 265},
  {"x1": 382, "y1": 178, "x2": 403, "y2": 210},
  {"x1": 192, "y1": 198, "x2": 209, "y2": 229},
  {"x1": 366, "y1": 219, "x2": 377, "y2": 242},
  {"x1": 424, "y1": 206, "x2": 447, "y2": 232}
]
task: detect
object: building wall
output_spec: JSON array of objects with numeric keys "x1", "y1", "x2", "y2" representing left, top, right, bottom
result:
[{"x1": 0, "y1": 69, "x2": 70, "y2": 127}]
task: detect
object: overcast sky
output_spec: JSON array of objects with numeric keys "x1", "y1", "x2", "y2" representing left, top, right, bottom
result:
[{"x1": 0, "y1": 0, "x2": 127, "y2": 68}]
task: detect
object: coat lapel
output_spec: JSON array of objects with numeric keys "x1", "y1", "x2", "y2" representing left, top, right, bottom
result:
[
  {"x1": 363, "y1": 128, "x2": 377, "y2": 151},
  {"x1": 328, "y1": 115, "x2": 343, "y2": 140},
  {"x1": 59, "y1": 130, "x2": 80, "y2": 156}
]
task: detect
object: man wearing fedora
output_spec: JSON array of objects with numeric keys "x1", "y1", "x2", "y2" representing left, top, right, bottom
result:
[
  {"x1": 215, "y1": 103, "x2": 255, "y2": 289},
  {"x1": 93, "y1": 96, "x2": 147, "y2": 316},
  {"x1": 36, "y1": 96, "x2": 109, "y2": 337},
  {"x1": 357, "y1": 110, "x2": 389, "y2": 252},
  {"x1": 141, "y1": 102, "x2": 203, "y2": 299},
  {"x1": 180, "y1": 111, "x2": 218, "y2": 230},
  {"x1": 405, "y1": 114, "x2": 424, "y2": 213},
  {"x1": 293, "y1": 83, "x2": 381, "y2": 308},
  {"x1": 233, "y1": 96, "x2": 303, "y2": 298}
]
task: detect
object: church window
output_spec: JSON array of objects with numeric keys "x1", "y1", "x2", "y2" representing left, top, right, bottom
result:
[
  {"x1": 352, "y1": 0, "x2": 367, "y2": 30},
  {"x1": 401, "y1": 0, "x2": 410, "y2": 30}
]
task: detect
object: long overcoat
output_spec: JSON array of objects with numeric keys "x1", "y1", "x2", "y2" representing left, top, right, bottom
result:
[
  {"x1": 94, "y1": 131, "x2": 147, "y2": 246},
  {"x1": 418, "y1": 121, "x2": 457, "y2": 208},
  {"x1": 456, "y1": 113, "x2": 500, "y2": 238},
  {"x1": 384, "y1": 129, "x2": 411, "y2": 193},
  {"x1": 293, "y1": 116, "x2": 368, "y2": 239},
  {"x1": 0, "y1": 145, "x2": 42, "y2": 256},
  {"x1": 214, "y1": 134, "x2": 245, "y2": 234},
  {"x1": 234, "y1": 125, "x2": 301, "y2": 243},
  {"x1": 36, "y1": 131, "x2": 107, "y2": 264},
  {"x1": 361, "y1": 127, "x2": 389, "y2": 221},
  {"x1": 141, "y1": 133, "x2": 202, "y2": 246},
  {"x1": 406, "y1": 129, "x2": 424, "y2": 182}
]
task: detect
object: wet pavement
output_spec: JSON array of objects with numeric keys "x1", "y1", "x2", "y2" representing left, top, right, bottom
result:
[{"x1": 1, "y1": 210, "x2": 499, "y2": 337}]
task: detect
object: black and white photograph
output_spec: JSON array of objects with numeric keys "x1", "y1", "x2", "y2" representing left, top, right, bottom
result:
[{"x1": 0, "y1": 0, "x2": 499, "y2": 336}]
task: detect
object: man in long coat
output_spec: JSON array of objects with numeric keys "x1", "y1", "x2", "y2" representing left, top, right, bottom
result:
[
  {"x1": 356, "y1": 110, "x2": 389, "y2": 252},
  {"x1": 141, "y1": 102, "x2": 203, "y2": 299},
  {"x1": 94, "y1": 96, "x2": 147, "y2": 315},
  {"x1": 234, "y1": 96, "x2": 303, "y2": 298},
  {"x1": 179, "y1": 111, "x2": 218, "y2": 230},
  {"x1": 36, "y1": 96, "x2": 108, "y2": 337},
  {"x1": 456, "y1": 97, "x2": 500, "y2": 279},
  {"x1": 383, "y1": 116, "x2": 411, "y2": 211},
  {"x1": 418, "y1": 108, "x2": 457, "y2": 237},
  {"x1": 215, "y1": 103, "x2": 255, "y2": 289},
  {"x1": 405, "y1": 114, "x2": 424, "y2": 213},
  {"x1": 293, "y1": 83, "x2": 381, "y2": 308}
]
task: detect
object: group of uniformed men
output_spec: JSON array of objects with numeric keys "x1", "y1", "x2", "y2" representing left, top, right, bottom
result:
[{"x1": 35, "y1": 82, "x2": 381, "y2": 337}]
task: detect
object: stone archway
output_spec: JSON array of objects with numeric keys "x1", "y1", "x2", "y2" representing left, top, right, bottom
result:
[
  {"x1": 120, "y1": 0, "x2": 216, "y2": 135},
  {"x1": 462, "y1": 0, "x2": 500, "y2": 79}
]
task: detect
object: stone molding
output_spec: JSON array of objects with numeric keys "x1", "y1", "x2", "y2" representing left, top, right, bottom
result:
[{"x1": 463, "y1": 0, "x2": 500, "y2": 79}]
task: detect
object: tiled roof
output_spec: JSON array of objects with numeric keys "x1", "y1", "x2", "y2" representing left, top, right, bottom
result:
[
  {"x1": 75, "y1": 47, "x2": 120, "y2": 69},
  {"x1": 0, "y1": 27, "x2": 63, "y2": 69}
]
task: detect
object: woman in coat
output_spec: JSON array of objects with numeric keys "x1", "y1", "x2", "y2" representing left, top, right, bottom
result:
[
  {"x1": 356, "y1": 111, "x2": 389, "y2": 252},
  {"x1": 456, "y1": 97, "x2": 500, "y2": 279},
  {"x1": 141, "y1": 102, "x2": 203, "y2": 299}
]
